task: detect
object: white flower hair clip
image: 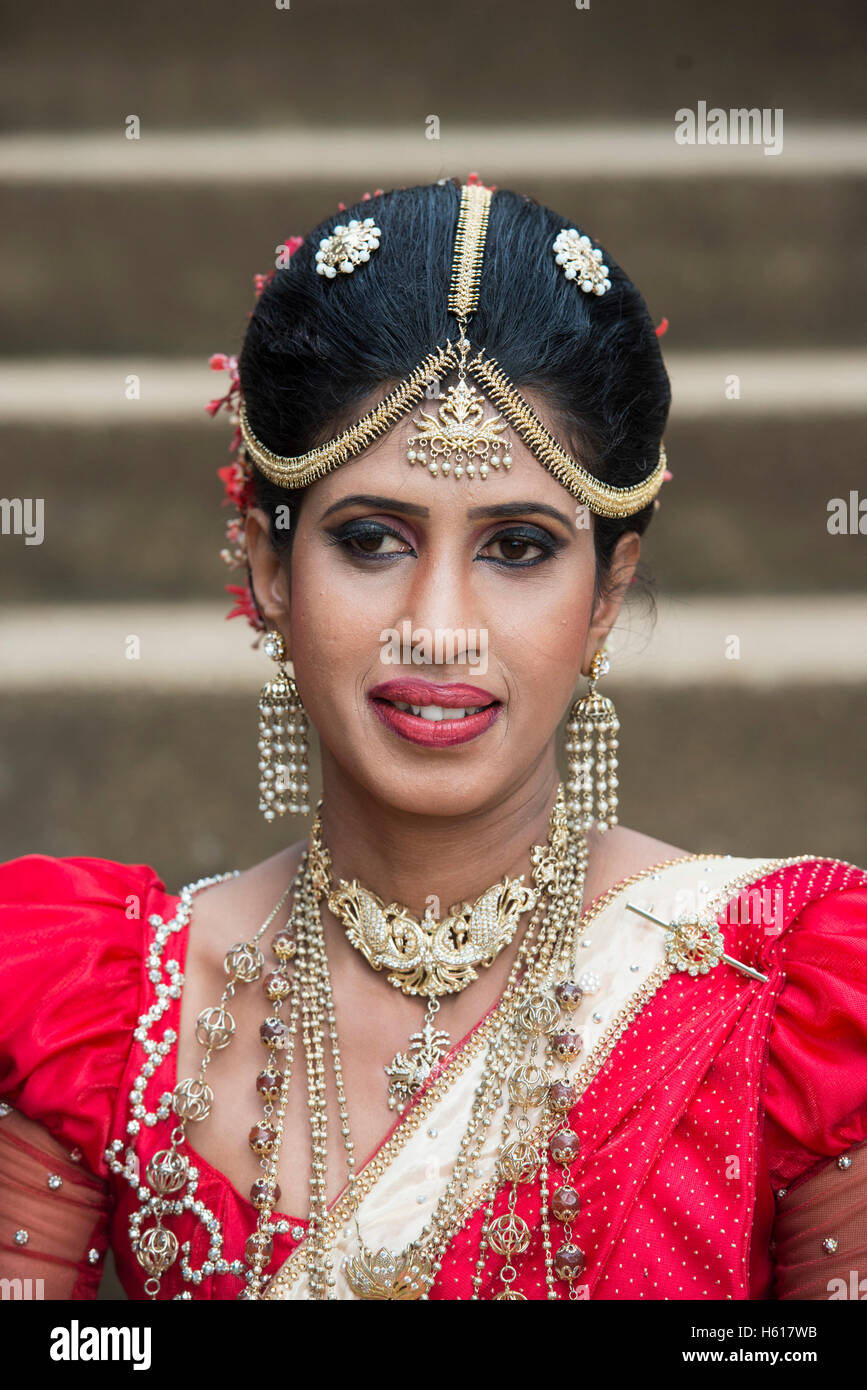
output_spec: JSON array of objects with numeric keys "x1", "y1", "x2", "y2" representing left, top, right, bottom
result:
[
  {"x1": 552, "y1": 228, "x2": 612, "y2": 296},
  {"x1": 315, "y1": 217, "x2": 382, "y2": 278}
]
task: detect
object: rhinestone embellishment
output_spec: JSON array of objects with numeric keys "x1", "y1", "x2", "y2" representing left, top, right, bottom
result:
[
  {"x1": 315, "y1": 218, "x2": 381, "y2": 278},
  {"x1": 552, "y1": 228, "x2": 612, "y2": 296}
]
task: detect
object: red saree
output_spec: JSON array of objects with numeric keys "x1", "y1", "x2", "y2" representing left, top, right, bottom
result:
[{"x1": 1, "y1": 852, "x2": 866, "y2": 1299}]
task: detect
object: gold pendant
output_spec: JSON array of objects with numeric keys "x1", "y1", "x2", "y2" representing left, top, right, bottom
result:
[
  {"x1": 384, "y1": 1007, "x2": 451, "y2": 1111},
  {"x1": 407, "y1": 372, "x2": 512, "y2": 480},
  {"x1": 343, "y1": 1245, "x2": 430, "y2": 1300},
  {"x1": 327, "y1": 874, "x2": 537, "y2": 997}
]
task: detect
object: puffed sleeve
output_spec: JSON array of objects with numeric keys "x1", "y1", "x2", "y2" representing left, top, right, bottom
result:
[
  {"x1": 0, "y1": 854, "x2": 163, "y2": 1181},
  {"x1": 762, "y1": 874, "x2": 867, "y2": 1192}
]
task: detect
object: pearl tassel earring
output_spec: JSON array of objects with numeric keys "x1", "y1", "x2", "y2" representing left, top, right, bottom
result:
[
  {"x1": 258, "y1": 630, "x2": 311, "y2": 820},
  {"x1": 565, "y1": 649, "x2": 620, "y2": 832}
]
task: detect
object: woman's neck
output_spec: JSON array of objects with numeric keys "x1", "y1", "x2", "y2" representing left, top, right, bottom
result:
[{"x1": 316, "y1": 752, "x2": 566, "y2": 918}]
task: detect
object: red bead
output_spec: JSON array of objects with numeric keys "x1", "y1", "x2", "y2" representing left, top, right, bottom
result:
[
  {"x1": 552, "y1": 1030, "x2": 583, "y2": 1062},
  {"x1": 551, "y1": 1185, "x2": 581, "y2": 1222},
  {"x1": 550, "y1": 1128, "x2": 581, "y2": 1164},
  {"x1": 256, "y1": 1068, "x2": 284, "y2": 1100},
  {"x1": 260, "y1": 1016, "x2": 291, "y2": 1048},
  {"x1": 548, "y1": 1080, "x2": 577, "y2": 1114},
  {"x1": 250, "y1": 1178, "x2": 281, "y2": 1210},
  {"x1": 245, "y1": 1232, "x2": 274, "y2": 1266},
  {"x1": 248, "y1": 1123, "x2": 277, "y2": 1156},
  {"x1": 263, "y1": 971, "x2": 292, "y2": 1003},
  {"x1": 554, "y1": 1242, "x2": 586, "y2": 1280},
  {"x1": 272, "y1": 931, "x2": 296, "y2": 961},
  {"x1": 554, "y1": 980, "x2": 583, "y2": 1012}
]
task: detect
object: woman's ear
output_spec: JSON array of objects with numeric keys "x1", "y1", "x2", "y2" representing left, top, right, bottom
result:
[
  {"x1": 245, "y1": 507, "x2": 291, "y2": 630},
  {"x1": 580, "y1": 530, "x2": 641, "y2": 675}
]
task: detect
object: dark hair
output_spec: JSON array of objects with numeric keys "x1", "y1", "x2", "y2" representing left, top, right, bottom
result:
[{"x1": 238, "y1": 179, "x2": 670, "y2": 611}]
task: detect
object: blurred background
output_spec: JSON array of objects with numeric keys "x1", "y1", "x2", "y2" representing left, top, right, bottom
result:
[
  {"x1": 0, "y1": 0, "x2": 865, "y2": 1301},
  {"x1": 0, "y1": 6, "x2": 865, "y2": 1300}
]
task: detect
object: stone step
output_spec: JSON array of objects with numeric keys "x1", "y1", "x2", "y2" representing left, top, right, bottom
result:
[
  {"x1": 1, "y1": 0, "x2": 864, "y2": 129},
  {"x1": 1, "y1": 681, "x2": 863, "y2": 894},
  {"x1": 0, "y1": 405, "x2": 864, "y2": 599},
  {"x1": 2, "y1": 171, "x2": 866, "y2": 351},
  {"x1": 2, "y1": 597, "x2": 866, "y2": 691}
]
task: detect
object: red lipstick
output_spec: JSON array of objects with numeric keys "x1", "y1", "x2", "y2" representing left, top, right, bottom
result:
[{"x1": 368, "y1": 678, "x2": 502, "y2": 748}]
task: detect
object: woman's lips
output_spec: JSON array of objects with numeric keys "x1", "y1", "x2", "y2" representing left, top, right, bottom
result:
[{"x1": 368, "y1": 678, "x2": 502, "y2": 747}]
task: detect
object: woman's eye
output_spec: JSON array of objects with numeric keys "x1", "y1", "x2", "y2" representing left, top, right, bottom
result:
[
  {"x1": 329, "y1": 522, "x2": 413, "y2": 559},
  {"x1": 479, "y1": 529, "x2": 556, "y2": 566}
]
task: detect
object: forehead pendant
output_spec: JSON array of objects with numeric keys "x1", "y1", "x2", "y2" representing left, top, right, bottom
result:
[{"x1": 407, "y1": 183, "x2": 513, "y2": 480}]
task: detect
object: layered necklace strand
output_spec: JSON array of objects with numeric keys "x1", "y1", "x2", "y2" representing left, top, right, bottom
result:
[
  {"x1": 139, "y1": 782, "x2": 593, "y2": 1300},
  {"x1": 274, "y1": 783, "x2": 591, "y2": 1299}
]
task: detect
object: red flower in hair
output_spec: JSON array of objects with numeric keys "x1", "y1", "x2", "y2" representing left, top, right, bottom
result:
[{"x1": 225, "y1": 583, "x2": 265, "y2": 630}]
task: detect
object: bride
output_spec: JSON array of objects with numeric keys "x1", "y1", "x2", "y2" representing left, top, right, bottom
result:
[{"x1": 1, "y1": 177, "x2": 865, "y2": 1301}]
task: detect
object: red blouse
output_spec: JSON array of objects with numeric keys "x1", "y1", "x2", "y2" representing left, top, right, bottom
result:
[{"x1": 1, "y1": 852, "x2": 866, "y2": 1300}]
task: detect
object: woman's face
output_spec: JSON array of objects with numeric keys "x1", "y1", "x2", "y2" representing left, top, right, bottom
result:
[{"x1": 247, "y1": 387, "x2": 639, "y2": 818}]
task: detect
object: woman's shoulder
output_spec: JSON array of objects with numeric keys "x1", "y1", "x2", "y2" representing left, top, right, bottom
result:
[
  {"x1": 0, "y1": 852, "x2": 175, "y2": 1175},
  {"x1": 756, "y1": 852, "x2": 867, "y2": 1188},
  {"x1": 0, "y1": 850, "x2": 169, "y2": 912}
]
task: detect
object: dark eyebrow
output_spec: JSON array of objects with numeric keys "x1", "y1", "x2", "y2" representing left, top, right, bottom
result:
[
  {"x1": 319, "y1": 495, "x2": 574, "y2": 528},
  {"x1": 466, "y1": 501, "x2": 574, "y2": 529},
  {"x1": 319, "y1": 494, "x2": 430, "y2": 520}
]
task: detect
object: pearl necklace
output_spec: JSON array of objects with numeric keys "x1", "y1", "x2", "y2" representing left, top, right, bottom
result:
[{"x1": 121, "y1": 784, "x2": 596, "y2": 1300}]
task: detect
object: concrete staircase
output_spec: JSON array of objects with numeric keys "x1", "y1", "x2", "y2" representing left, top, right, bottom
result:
[{"x1": 1, "y1": 0, "x2": 865, "y2": 1305}]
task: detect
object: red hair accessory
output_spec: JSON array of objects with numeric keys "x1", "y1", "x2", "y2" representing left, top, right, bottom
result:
[{"x1": 208, "y1": 236, "x2": 303, "y2": 638}]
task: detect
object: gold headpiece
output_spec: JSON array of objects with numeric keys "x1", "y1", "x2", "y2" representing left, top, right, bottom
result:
[{"x1": 239, "y1": 182, "x2": 667, "y2": 519}]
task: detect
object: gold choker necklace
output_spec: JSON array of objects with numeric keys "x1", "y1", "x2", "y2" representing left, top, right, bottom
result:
[{"x1": 308, "y1": 790, "x2": 570, "y2": 1111}]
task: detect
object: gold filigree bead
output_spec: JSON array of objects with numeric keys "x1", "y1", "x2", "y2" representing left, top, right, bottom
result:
[
  {"x1": 516, "y1": 991, "x2": 560, "y2": 1036},
  {"x1": 136, "y1": 1225, "x2": 179, "y2": 1275},
  {"x1": 488, "y1": 1212, "x2": 531, "y2": 1257},
  {"x1": 172, "y1": 1076, "x2": 214, "y2": 1123},
  {"x1": 195, "y1": 1005, "x2": 235, "y2": 1050},
  {"x1": 224, "y1": 940, "x2": 265, "y2": 982},
  {"x1": 146, "y1": 1149, "x2": 189, "y2": 1195},
  {"x1": 507, "y1": 1063, "x2": 551, "y2": 1108},
  {"x1": 498, "y1": 1139, "x2": 541, "y2": 1184}
]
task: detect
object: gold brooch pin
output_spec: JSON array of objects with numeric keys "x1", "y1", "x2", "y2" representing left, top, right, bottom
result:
[{"x1": 626, "y1": 903, "x2": 769, "y2": 982}]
